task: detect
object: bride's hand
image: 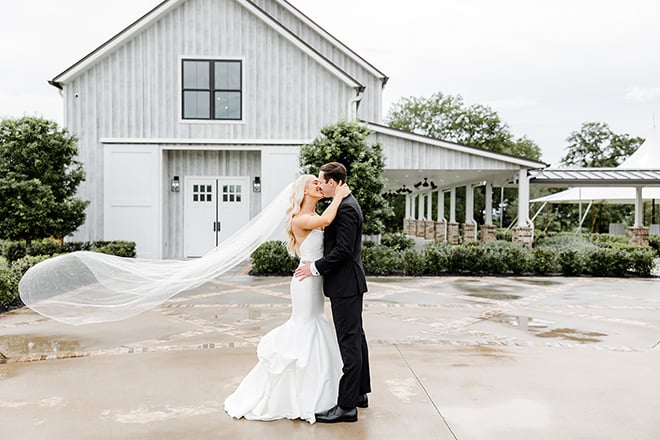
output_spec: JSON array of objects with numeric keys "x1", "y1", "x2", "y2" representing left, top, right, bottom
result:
[{"x1": 334, "y1": 183, "x2": 351, "y2": 199}]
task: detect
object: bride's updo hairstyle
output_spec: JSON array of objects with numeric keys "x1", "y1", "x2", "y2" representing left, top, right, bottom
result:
[{"x1": 285, "y1": 174, "x2": 315, "y2": 256}]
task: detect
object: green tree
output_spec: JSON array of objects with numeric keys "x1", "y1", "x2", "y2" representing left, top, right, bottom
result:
[
  {"x1": 386, "y1": 91, "x2": 542, "y2": 228},
  {"x1": 560, "y1": 121, "x2": 644, "y2": 167},
  {"x1": 386, "y1": 91, "x2": 542, "y2": 160},
  {"x1": 299, "y1": 120, "x2": 392, "y2": 235},
  {"x1": 554, "y1": 121, "x2": 645, "y2": 233},
  {"x1": 0, "y1": 116, "x2": 89, "y2": 247}
]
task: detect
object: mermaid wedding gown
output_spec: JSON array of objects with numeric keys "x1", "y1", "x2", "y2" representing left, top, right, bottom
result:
[{"x1": 224, "y1": 229, "x2": 342, "y2": 423}]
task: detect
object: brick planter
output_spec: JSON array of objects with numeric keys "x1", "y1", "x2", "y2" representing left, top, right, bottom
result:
[
  {"x1": 628, "y1": 226, "x2": 649, "y2": 246},
  {"x1": 480, "y1": 225, "x2": 497, "y2": 243},
  {"x1": 512, "y1": 226, "x2": 533, "y2": 248},
  {"x1": 447, "y1": 223, "x2": 460, "y2": 245},
  {"x1": 461, "y1": 223, "x2": 476, "y2": 243}
]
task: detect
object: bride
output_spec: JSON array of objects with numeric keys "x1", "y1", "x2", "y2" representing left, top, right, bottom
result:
[{"x1": 224, "y1": 174, "x2": 351, "y2": 424}]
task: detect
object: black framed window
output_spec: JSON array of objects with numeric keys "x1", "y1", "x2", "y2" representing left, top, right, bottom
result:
[{"x1": 182, "y1": 59, "x2": 242, "y2": 120}]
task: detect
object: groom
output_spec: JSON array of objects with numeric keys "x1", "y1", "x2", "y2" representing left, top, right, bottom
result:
[{"x1": 295, "y1": 161, "x2": 371, "y2": 423}]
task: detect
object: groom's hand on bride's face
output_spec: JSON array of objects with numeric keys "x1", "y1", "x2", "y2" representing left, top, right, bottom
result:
[{"x1": 295, "y1": 261, "x2": 312, "y2": 281}]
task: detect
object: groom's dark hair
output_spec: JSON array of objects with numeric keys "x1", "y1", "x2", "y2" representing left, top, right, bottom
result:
[{"x1": 320, "y1": 162, "x2": 347, "y2": 184}]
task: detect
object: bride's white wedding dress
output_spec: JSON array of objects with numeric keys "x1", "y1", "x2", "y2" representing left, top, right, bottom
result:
[{"x1": 224, "y1": 229, "x2": 342, "y2": 424}]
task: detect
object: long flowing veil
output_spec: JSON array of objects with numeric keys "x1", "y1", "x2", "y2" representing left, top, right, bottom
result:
[{"x1": 18, "y1": 183, "x2": 293, "y2": 326}]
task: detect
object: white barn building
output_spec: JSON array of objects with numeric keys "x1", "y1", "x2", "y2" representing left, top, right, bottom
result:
[{"x1": 50, "y1": 0, "x2": 546, "y2": 258}]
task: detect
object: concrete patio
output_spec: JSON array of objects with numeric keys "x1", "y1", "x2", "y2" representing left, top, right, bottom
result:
[{"x1": 1, "y1": 272, "x2": 659, "y2": 439}]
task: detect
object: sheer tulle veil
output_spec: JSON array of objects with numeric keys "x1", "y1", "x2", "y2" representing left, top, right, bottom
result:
[{"x1": 18, "y1": 182, "x2": 294, "y2": 326}]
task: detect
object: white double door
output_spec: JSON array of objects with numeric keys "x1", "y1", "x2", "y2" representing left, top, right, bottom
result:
[{"x1": 184, "y1": 176, "x2": 250, "y2": 257}]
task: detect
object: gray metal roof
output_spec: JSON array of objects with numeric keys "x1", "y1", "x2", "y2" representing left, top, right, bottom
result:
[{"x1": 529, "y1": 168, "x2": 660, "y2": 186}]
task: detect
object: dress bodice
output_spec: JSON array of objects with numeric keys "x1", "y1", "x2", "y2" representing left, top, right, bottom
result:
[{"x1": 299, "y1": 229, "x2": 323, "y2": 261}]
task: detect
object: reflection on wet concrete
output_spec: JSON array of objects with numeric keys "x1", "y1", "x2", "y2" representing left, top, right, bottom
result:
[
  {"x1": 451, "y1": 279, "x2": 521, "y2": 300},
  {"x1": 489, "y1": 314, "x2": 607, "y2": 344},
  {"x1": 463, "y1": 345, "x2": 508, "y2": 358},
  {"x1": 468, "y1": 292, "x2": 522, "y2": 301},
  {"x1": 514, "y1": 278, "x2": 562, "y2": 287},
  {"x1": 536, "y1": 328, "x2": 606, "y2": 343},
  {"x1": 0, "y1": 335, "x2": 81, "y2": 358}
]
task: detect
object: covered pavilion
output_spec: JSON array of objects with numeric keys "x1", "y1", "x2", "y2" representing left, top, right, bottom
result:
[
  {"x1": 372, "y1": 123, "x2": 660, "y2": 246},
  {"x1": 530, "y1": 130, "x2": 660, "y2": 244},
  {"x1": 367, "y1": 122, "x2": 547, "y2": 246}
]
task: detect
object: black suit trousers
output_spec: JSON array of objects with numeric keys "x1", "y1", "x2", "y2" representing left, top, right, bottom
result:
[{"x1": 329, "y1": 294, "x2": 371, "y2": 409}]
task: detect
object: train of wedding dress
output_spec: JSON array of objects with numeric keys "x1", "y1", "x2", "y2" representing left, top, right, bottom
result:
[{"x1": 18, "y1": 183, "x2": 293, "y2": 326}]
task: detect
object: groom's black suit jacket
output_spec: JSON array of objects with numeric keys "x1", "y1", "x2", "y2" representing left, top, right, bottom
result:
[{"x1": 315, "y1": 194, "x2": 368, "y2": 298}]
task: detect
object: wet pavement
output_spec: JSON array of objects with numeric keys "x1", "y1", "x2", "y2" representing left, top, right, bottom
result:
[{"x1": 1, "y1": 272, "x2": 660, "y2": 439}]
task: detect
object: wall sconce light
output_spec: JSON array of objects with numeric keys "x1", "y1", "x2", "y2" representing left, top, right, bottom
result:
[
  {"x1": 253, "y1": 176, "x2": 261, "y2": 192},
  {"x1": 170, "y1": 175, "x2": 180, "y2": 192}
]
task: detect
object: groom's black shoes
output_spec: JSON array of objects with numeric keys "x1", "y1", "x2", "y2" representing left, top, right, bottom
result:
[
  {"x1": 315, "y1": 405, "x2": 358, "y2": 423},
  {"x1": 356, "y1": 393, "x2": 369, "y2": 408}
]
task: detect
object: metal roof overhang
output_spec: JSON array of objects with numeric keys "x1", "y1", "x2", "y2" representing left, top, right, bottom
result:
[{"x1": 529, "y1": 169, "x2": 660, "y2": 187}]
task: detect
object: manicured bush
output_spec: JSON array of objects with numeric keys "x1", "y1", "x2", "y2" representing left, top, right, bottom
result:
[
  {"x1": 484, "y1": 240, "x2": 531, "y2": 274},
  {"x1": 627, "y1": 247, "x2": 656, "y2": 277},
  {"x1": 531, "y1": 246, "x2": 561, "y2": 274},
  {"x1": 362, "y1": 245, "x2": 402, "y2": 276},
  {"x1": 0, "y1": 255, "x2": 50, "y2": 312},
  {"x1": 380, "y1": 232, "x2": 415, "y2": 251},
  {"x1": 1, "y1": 239, "x2": 136, "y2": 262},
  {"x1": 250, "y1": 241, "x2": 299, "y2": 275},
  {"x1": 5, "y1": 241, "x2": 26, "y2": 263},
  {"x1": 585, "y1": 247, "x2": 628, "y2": 277},
  {"x1": 649, "y1": 234, "x2": 660, "y2": 257},
  {"x1": 422, "y1": 242, "x2": 450, "y2": 275},
  {"x1": 446, "y1": 242, "x2": 483, "y2": 274},
  {"x1": 401, "y1": 248, "x2": 426, "y2": 276},
  {"x1": 474, "y1": 246, "x2": 502, "y2": 274},
  {"x1": 93, "y1": 241, "x2": 136, "y2": 258}
]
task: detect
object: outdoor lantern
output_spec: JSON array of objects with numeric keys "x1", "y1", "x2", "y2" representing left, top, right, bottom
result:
[
  {"x1": 171, "y1": 176, "x2": 180, "y2": 192},
  {"x1": 253, "y1": 176, "x2": 261, "y2": 192}
]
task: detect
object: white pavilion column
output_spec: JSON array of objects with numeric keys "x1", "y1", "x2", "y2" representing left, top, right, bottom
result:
[
  {"x1": 416, "y1": 193, "x2": 425, "y2": 237},
  {"x1": 484, "y1": 182, "x2": 493, "y2": 225},
  {"x1": 462, "y1": 184, "x2": 476, "y2": 242},
  {"x1": 513, "y1": 169, "x2": 533, "y2": 247},
  {"x1": 403, "y1": 195, "x2": 412, "y2": 234},
  {"x1": 629, "y1": 186, "x2": 649, "y2": 246},
  {"x1": 465, "y1": 185, "x2": 474, "y2": 223},
  {"x1": 448, "y1": 187, "x2": 459, "y2": 244},
  {"x1": 449, "y1": 188, "x2": 456, "y2": 223},
  {"x1": 517, "y1": 170, "x2": 530, "y2": 227},
  {"x1": 481, "y1": 182, "x2": 497, "y2": 242},
  {"x1": 437, "y1": 191, "x2": 445, "y2": 221},
  {"x1": 426, "y1": 191, "x2": 433, "y2": 219},
  {"x1": 437, "y1": 190, "x2": 447, "y2": 241},
  {"x1": 423, "y1": 191, "x2": 434, "y2": 239},
  {"x1": 634, "y1": 186, "x2": 643, "y2": 227}
]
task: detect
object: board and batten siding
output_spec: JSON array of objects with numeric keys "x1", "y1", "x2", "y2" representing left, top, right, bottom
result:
[
  {"x1": 63, "y1": 0, "x2": 357, "y2": 242},
  {"x1": 251, "y1": 0, "x2": 385, "y2": 122},
  {"x1": 371, "y1": 132, "x2": 522, "y2": 171}
]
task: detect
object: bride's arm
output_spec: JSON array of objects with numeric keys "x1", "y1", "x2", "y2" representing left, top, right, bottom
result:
[{"x1": 292, "y1": 184, "x2": 351, "y2": 230}]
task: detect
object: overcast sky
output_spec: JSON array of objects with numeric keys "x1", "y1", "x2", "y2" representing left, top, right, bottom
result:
[{"x1": 1, "y1": 0, "x2": 659, "y2": 165}]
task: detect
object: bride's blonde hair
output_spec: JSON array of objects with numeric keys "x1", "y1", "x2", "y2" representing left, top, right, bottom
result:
[{"x1": 285, "y1": 174, "x2": 316, "y2": 256}]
